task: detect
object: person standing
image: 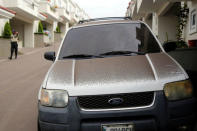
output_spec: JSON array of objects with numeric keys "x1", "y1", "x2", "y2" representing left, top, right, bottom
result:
[{"x1": 9, "y1": 31, "x2": 19, "y2": 60}]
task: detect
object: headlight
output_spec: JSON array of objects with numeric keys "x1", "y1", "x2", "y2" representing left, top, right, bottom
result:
[
  {"x1": 164, "y1": 80, "x2": 193, "y2": 101},
  {"x1": 40, "y1": 89, "x2": 68, "y2": 108}
]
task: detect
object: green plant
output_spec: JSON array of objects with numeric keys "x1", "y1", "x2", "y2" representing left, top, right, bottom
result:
[
  {"x1": 38, "y1": 21, "x2": 44, "y2": 33},
  {"x1": 2, "y1": 22, "x2": 12, "y2": 38},
  {"x1": 175, "y1": 3, "x2": 189, "y2": 47},
  {"x1": 176, "y1": 41, "x2": 188, "y2": 48},
  {"x1": 56, "y1": 26, "x2": 61, "y2": 33}
]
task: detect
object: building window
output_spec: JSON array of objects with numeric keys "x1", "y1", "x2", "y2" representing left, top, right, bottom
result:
[{"x1": 190, "y1": 9, "x2": 197, "y2": 34}]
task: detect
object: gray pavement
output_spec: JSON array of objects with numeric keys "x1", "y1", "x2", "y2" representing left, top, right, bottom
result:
[{"x1": 0, "y1": 44, "x2": 59, "y2": 131}]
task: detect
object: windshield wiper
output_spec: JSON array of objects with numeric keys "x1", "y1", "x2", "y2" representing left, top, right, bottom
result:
[
  {"x1": 62, "y1": 54, "x2": 104, "y2": 59},
  {"x1": 100, "y1": 51, "x2": 146, "y2": 56}
]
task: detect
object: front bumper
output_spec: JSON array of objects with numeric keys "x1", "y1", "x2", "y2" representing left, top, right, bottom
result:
[{"x1": 38, "y1": 91, "x2": 197, "y2": 131}]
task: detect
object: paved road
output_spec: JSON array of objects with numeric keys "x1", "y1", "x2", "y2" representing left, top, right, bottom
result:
[{"x1": 0, "y1": 44, "x2": 59, "y2": 131}]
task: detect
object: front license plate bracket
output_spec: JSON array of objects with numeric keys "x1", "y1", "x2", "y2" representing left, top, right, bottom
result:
[{"x1": 101, "y1": 123, "x2": 134, "y2": 131}]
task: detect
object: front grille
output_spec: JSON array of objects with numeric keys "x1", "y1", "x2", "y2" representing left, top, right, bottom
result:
[{"x1": 77, "y1": 92, "x2": 154, "y2": 110}]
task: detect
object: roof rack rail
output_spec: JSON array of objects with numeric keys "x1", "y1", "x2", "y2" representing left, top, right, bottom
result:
[{"x1": 78, "y1": 17, "x2": 132, "y2": 24}]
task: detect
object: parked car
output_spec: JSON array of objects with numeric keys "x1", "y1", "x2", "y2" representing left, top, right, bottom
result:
[{"x1": 38, "y1": 18, "x2": 196, "y2": 131}]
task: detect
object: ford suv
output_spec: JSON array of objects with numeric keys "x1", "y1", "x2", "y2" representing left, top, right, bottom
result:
[{"x1": 37, "y1": 17, "x2": 196, "y2": 131}]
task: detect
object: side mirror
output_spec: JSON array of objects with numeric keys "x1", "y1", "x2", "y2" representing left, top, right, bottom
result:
[
  {"x1": 44, "y1": 51, "x2": 56, "y2": 61},
  {"x1": 163, "y1": 41, "x2": 177, "y2": 52}
]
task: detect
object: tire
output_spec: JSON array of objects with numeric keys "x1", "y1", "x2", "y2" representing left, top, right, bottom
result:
[{"x1": 37, "y1": 118, "x2": 41, "y2": 131}]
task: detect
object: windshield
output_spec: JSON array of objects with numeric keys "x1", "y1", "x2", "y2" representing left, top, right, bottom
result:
[{"x1": 59, "y1": 23, "x2": 161, "y2": 59}]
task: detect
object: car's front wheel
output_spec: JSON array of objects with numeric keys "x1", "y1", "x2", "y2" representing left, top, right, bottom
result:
[{"x1": 37, "y1": 118, "x2": 41, "y2": 131}]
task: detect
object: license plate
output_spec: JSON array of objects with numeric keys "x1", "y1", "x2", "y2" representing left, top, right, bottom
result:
[{"x1": 102, "y1": 123, "x2": 134, "y2": 131}]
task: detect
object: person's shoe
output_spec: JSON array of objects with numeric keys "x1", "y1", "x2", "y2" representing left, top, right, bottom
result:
[
  {"x1": 8, "y1": 57, "x2": 12, "y2": 60},
  {"x1": 15, "y1": 57, "x2": 17, "y2": 59}
]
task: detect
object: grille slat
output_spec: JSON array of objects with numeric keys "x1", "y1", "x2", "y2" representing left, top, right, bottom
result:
[{"x1": 77, "y1": 92, "x2": 154, "y2": 110}]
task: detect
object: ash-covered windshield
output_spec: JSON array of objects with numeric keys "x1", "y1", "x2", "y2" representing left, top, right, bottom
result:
[{"x1": 59, "y1": 23, "x2": 161, "y2": 59}]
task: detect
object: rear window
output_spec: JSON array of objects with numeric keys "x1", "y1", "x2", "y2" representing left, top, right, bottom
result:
[{"x1": 59, "y1": 23, "x2": 161, "y2": 59}]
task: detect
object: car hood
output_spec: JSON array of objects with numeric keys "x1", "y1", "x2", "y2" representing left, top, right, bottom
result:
[{"x1": 44, "y1": 53, "x2": 187, "y2": 96}]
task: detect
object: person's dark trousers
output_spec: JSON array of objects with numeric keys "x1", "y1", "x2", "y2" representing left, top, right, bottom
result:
[{"x1": 10, "y1": 42, "x2": 18, "y2": 59}]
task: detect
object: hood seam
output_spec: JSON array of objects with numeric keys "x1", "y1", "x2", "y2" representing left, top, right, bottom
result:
[
  {"x1": 145, "y1": 54, "x2": 158, "y2": 81},
  {"x1": 72, "y1": 60, "x2": 76, "y2": 88}
]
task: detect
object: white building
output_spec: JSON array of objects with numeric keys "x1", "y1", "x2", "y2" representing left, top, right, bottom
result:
[
  {"x1": 0, "y1": 0, "x2": 89, "y2": 49},
  {"x1": 126, "y1": 0, "x2": 197, "y2": 47}
]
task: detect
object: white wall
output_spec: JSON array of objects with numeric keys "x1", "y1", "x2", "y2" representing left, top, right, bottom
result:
[
  {"x1": 59, "y1": 22, "x2": 69, "y2": 38},
  {"x1": 0, "y1": 0, "x2": 3, "y2": 5},
  {"x1": 33, "y1": 21, "x2": 39, "y2": 33},
  {"x1": 152, "y1": 12, "x2": 158, "y2": 36},
  {"x1": 24, "y1": 23, "x2": 34, "y2": 48},
  {"x1": 151, "y1": 4, "x2": 178, "y2": 44},
  {"x1": 184, "y1": 0, "x2": 197, "y2": 42},
  {"x1": 158, "y1": 14, "x2": 178, "y2": 44}
]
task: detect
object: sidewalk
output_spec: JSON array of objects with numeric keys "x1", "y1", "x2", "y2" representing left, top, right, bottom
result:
[
  {"x1": 0, "y1": 47, "x2": 42, "y2": 63},
  {"x1": 0, "y1": 43, "x2": 59, "y2": 63}
]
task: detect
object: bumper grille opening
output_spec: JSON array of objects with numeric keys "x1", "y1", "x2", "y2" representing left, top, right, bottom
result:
[{"x1": 77, "y1": 92, "x2": 154, "y2": 110}]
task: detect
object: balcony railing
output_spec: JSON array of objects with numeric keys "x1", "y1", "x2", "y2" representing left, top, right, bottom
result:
[
  {"x1": 3, "y1": 0, "x2": 42, "y2": 20},
  {"x1": 39, "y1": 0, "x2": 59, "y2": 21},
  {"x1": 57, "y1": 7, "x2": 70, "y2": 21},
  {"x1": 24, "y1": 0, "x2": 35, "y2": 10}
]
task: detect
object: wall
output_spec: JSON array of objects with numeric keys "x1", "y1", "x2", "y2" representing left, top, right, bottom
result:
[
  {"x1": 34, "y1": 34, "x2": 49, "y2": 47},
  {"x1": 151, "y1": 3, "x2": 179, "y2": 44},
  {"x1": 59, "y1": 22, "x2": 69, "y2": 37},
  {"x1": 54, "y1": 33, "x2": 62, "y2": 44},
  {"x1": 145, "y1": 18, "x2": 152, "y2": 29},
  {"x1": 34, "y1": 21, "x2": 39, "y2": 33},
  {"x1": 185, "y1": 0, "x2": 197, "y2": 42},
  {"x1": 158, "y1": 14, "x2": 178, "y2": 44},
  {"x1": 24, "y1": 22, "x2": 34, "y2": 48},
  {"x1": 152, "y1": 13, "x2": 159, "y2": 36},
  {"x1": 0, "y1": 38, "x2": 11, "y2": 58}
]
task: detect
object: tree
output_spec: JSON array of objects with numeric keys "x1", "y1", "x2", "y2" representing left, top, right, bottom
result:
[
  {"x1": 175, "y1": 3, "x2": 189, "y2": 48},
  {"x1": 38, "y1": 21, "x2": 44, "y2": 33},
  {"x1": 56, "y1": 25, "x2": 61, "y2": 33},
  {"x1": 3, "y1": 22, "x2": 12, "y2": 38}
]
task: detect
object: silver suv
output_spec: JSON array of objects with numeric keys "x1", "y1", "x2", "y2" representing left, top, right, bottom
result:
[{"x1": 38, "y1": 18, "x2": 196, "y2": 131}]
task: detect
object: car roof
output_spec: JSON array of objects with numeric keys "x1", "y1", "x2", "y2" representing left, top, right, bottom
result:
[{"x1": 73, "y1": 18, "x2": 142, "y2": 29}]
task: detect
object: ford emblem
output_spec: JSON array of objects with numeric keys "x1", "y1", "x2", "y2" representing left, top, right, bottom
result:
[{"x1": 108, "y1": 98, "x2": 124, "y2": 105}]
